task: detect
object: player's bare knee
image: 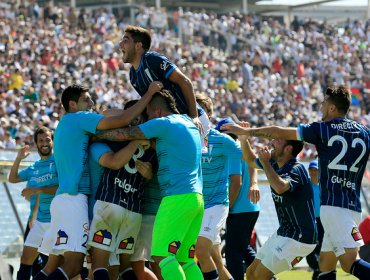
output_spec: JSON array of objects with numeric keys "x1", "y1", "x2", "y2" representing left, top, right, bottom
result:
[{"x1": 195, "y1": 246, "x2": 211, "y2": 262}]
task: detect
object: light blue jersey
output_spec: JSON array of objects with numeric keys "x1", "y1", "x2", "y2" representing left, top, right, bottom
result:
[
  {"x1": 230, "y1": 161, "x2": 261, "y2": 214},
  {"x1": 88, "y1": 142, "x2": 111, "y2": 221},
  {"x1": 54, "y1": 112, "x2": 103, "y2": 195},
  {"x1": 19, "y1": 155, "x2": 58, "y2": 223},
  {"x1": 201, "y1": 129, "x2": 241, "y2": 209},
  {"x1": 311, "y1": 181, "x2": 320, "y2": 218},
  {"x1": 139, "y1": 114, "x2": 202, "y2": 197}
]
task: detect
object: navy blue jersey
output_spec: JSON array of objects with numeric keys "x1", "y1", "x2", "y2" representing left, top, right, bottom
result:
[
  {"x1": 129, "y1": 52, "x2": 204, "y2": 116},
  {"x1": 298, "y1": 118, "x2": 370, "y2": 212},
  {"x1": 257, "y1": 158, "x2": 317, "y2": 244},
  {"x1": 95, "y1": 141, "x2": 157, "y2": 213}
]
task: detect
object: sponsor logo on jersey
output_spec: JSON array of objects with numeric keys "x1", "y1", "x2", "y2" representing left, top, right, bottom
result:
[
  {"x1": 119, "y1": 237, "x2": 135, "y2": 250},
  {"x1": 291, "y1": 256, "x2": 303, "y2": 267},
  {"x1": 168, "y1": 241, "x2": 181, "y2": 254},
  {"x1": 272, "y1": 192, "x2": 283, "y2": 203},
  {"x1": 93, "y1": 230, "x2": 112, "y2": 246},
  {"x1": 188, "y1": 245, "x2": 195, "y2": 258},
  {"x1": 114, "y1": 178, "x2": 138, "y2": 193},
  {"x1": 55, "y1": 230, "x2": 68, "y2": 245},
  {"x1": 351, "y1": 227, "x2": 363, "y2": 241}
]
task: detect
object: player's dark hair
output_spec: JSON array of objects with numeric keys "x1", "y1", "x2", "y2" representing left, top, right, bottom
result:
[
  {"x1": 325, "y1": 85, "x2": 351, "y2": 115},
  {"x1": 61, "y1": 84, "x2": 89, "y2": 112},
  {"x1": 150, "y1": 90, "x2": 180, "y2": 114},
  {"x1": 34, "y1": 126, "x2": 53, "y2": 143},
  {"x1": 285, "y1": 140, "x2": 304, "y2": 157},
  {"x1": 124, "y1": 99, "x2": 148, "y2": 121},
  {"x1": 124, "y1": 25, "x2": 152, "y2": 52}
]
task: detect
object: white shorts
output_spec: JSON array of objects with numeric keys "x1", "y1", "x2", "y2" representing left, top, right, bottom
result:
[
  {"x1": 49, "y1": 194, "x2": 90, "y2": 255},
  {"x1": 130, "y1": 215, "x2": 156, "y2": 262},
  {"x1": 256, "y1": 233, "x2": 316, "y2": 274},
  {"x1": 88, "y1": 201, "x2": 142, "y2": 255},
  {"x1": 38, "y1": 226, "x2": 54, "y2": 255},
  {"x1": 198, "y1": 204, "x2": 228, "y2": 244},
  {"x1": 320, "y1": 205, "x2": 363, "y2": 257},
  {"x1": 24, "y1": 221, "x2": 50, "y2": 249}
]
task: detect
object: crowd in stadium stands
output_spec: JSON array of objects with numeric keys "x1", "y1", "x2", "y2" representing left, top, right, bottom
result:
[{"x1": 0, "y1": 1, "x2": 370, "y2": 160}]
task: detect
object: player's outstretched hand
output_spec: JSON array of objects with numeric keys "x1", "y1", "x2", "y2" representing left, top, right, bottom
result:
[
  {"x1": 147, "y1": 81, "x2": 163, "y2": 96},
  {"x1": 220, "y1": 123, "x2": 248, "y2": 136},
  {"x1": 16, "y1": 145, "x2": 31, "y2": 160},
  {"x1": 237, "y1": 121, "x2": 250, "y2": 141},
  {"x1": 136, "y1": 160, "x2": 153, "y2": 179}
]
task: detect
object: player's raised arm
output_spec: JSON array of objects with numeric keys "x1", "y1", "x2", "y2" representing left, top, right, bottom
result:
[
  {"x1": 96, "y1": 81, "x2": 162, "y2": 130},
  {"x1": 98, "y1": 140, "x2": 150, "y2": 170},
  {"x1": 222, "y1": 124, "x2": 298, "y2": 140},
  {"x1": 257, "y1": 147, "x2": 290, "y2": 195},
  {"x1": 96, "y1": 126, "x2": 147, "y2": 142}
]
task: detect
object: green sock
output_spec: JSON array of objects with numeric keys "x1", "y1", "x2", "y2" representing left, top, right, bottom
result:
[
  {"x1": 159, "y1": 256, "x2": 186, "y2": 280},
  {"x1": 182, "y1": 261, "x2": 204, "y2": 280}
]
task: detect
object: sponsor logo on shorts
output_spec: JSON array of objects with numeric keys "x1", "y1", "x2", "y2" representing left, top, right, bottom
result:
[
  {"x1": 55, "y1": 230, "x2": 68, "y2": 245},
  {"x1": 351, "y1": 227, "x2": 363, "y2": 241},
  {"x1": 93, "y1": 230, "x2": 112, "y2": 246},
  {"x1": 188, "y1": 245, "x2": 195, "y2": 258},
  {"x1": 291, "y1": 256, "x2": 302, "y2": 267},
  {"x1": 168, "y1": 241, "x2": 181, "y2": 254},
  {"x1": 119, "y1": 237, "x2": 134, "y2": 250}
]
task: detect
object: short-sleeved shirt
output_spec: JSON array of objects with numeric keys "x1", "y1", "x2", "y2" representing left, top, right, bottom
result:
[
  {"x1": 54, "y1": 112, "x2": 103, "y2": 195},
  {"x1": 129, "y1": 51, "x2": 205, "y2": 116},
  {"x1": 298, "y1": 118, "x2": 370, "y2": 213},
  {"x1": 19, "y1": 155, "x2": 58, "y2": 222},
  {"x1": 94, "y1": 141, "x2": 157, "y2": 214},
  {"x1": 256, "y1": 158, "x2": 317, "y2": 244},
  {"x1": 139, "y1": 114, "x2": 202, "y2": 197},
  {"x1": 201, "y1": 129, "x2": 241, "y2": 209},
  {"x1": 230, "y1": 160, "x2": 261, "y2": 214}
]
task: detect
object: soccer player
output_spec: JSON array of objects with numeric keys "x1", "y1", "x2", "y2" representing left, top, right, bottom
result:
[
  {"x1": 42, "y1": 82, "x2": 161, "y2": 280},
  {"x1": 195, "y1": 117, "x2": 241, "y2": 280},
  {"x1": 8, "y1": 126, "x2": 58, "y2": 280},
  {"x1": 88, "y1": 101, "x2": 156, "y2": 280},
  {"x1": 222, "y1": 85, "x2": 370, "y2": 280},
  {"x1": 97, "y1": 89, "x2": 204, "y2": 280},
  {"x1": 306, "y1": 160, "x2": 325, "y2": 280},
  {"x1": 119, "y1": 25, "x2": 210, "y2": 147},
  {"x1": 238, "y1": 130, "x2": 317, "y2": 280}
]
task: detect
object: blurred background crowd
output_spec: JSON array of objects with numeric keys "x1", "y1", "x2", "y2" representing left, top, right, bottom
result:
[{"x1": 0, "y1": 0, "x2": 370, "y2": 159}]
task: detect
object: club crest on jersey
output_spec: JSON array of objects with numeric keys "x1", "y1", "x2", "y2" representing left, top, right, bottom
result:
[
  {"x1": 119, "y1": 237, "x2": 134, "y2": 250},
  {"x1": 55, "y1": 230, "x2": 68, "y2": 245},
  {"x1": 351, "y1": 227, "x2": 363, "y2": 241},
  {"x1": 93, "y1": 230, "x2": 112, "y2": 246},
  {"x1": 188, "y1": 245, "x2": 195, "y2": 258},
  {"x1": 291, "y1": 256, "x2": 303, "y2": 267},
  {"x1": 168, "y1": 241, "x2": 181, "y2": 254},
  {"x1": 160, "y1": 61, "x2": 169, "y2": 71}
]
